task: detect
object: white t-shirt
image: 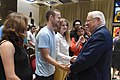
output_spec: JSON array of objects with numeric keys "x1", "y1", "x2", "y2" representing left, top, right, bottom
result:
[{"x1": 27, "y1": 31, "x2": 36, "y2": 49}]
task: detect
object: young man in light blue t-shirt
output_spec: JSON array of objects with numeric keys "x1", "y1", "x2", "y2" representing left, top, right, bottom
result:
[{"x1": 35, "y1": 9, "x2": 69, "y2": 80}]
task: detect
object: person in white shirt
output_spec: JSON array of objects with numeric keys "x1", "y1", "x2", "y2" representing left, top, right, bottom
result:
[
  {"x1": 27, "y1": 25, "x2": 36, "y2": 55},
  {"x1": 54, "y1": 18, "x2": 76, "y2": 80}
]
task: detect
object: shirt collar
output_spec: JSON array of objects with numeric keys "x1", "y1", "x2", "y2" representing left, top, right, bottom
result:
[
  {"x1": 57, "y1": 32, "x2": 63, "y2": 38},
  {"x1": 91, "y1": 25, "x2": 105, "y2": 35}
]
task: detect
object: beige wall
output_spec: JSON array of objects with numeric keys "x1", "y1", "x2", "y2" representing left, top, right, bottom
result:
[{"x1": 17, "y1": 0, "x2": 40, "y2": 27}]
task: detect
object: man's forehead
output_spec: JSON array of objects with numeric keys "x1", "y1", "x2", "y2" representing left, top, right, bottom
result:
[
  {"x1": 75, "y1": 22, "x2": 80, "y2": 25},
  {"x1": 87, "y1": 15, "x2": 93, "y2": 19},
  {"x1": 54, "y1": 11, "x2": 61, "y2": 18},
  {"x1": 54, "y1": 11, "x2": 61, "y2": 15}
]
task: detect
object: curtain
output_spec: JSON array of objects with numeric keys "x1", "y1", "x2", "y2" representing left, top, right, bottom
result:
[
  {"x1": 39, "y1": 0, "x2": 114, "y2": 32},
  {"x1": 90, "y1": 1, "x2": 114, "y2": 32},
  {"x1": 39, "y1": 6, "x2": 50, "y2": 26}
]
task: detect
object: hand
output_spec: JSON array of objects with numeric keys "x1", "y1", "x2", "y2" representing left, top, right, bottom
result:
[
  {"x1": 60, "y1": 64, "x2": 70, "y2": 71},
  {"x1": 79, "y1": 36, "x2": 86, "y2": 43},
  {"x1": 64, "y1": 64, "x2": 71, "y2": 72},
  {"x1": 62, "y1": 56, "x2": 66, "y2": 60},
  {"x1": 66, "y1": 64, "x2": 71, "y2": 73},
  {"x1": 70, "y1": 56, "x2": 77, "y2": 62},
  {"x1": 79, "y1": 35, "x2": 84, "y2": 40}
]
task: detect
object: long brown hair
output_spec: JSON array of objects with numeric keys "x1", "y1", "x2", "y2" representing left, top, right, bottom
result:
[
  {"x1": 2, "y1": 12, "x2": 28, "y2": 44},
  {"x1": 57, "y1": 18, "x2": 70, "y2": 43}
]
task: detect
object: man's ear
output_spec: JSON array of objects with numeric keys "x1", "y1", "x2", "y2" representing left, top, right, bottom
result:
[
  {"x1": 98, "y1": 18, "x2": 101, "y2": 25},
  {"x1": 49, "y1": 15, "x2": 53, "y2": 21}
]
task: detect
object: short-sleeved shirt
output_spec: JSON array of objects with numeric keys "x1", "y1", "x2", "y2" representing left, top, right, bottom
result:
[{"x1": 35, "y1": 26, "x2": 56, "y2": 77}]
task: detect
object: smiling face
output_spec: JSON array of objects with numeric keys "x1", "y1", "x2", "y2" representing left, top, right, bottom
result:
[
  {"x1": 51, "y1": 11, "x2": 61, "y2": 28},
  {"x1": 74, "y1": 22, "x2": 81, "y2": 29},
  {"x1": 85, "y1": 15, "x2": 99, "y2": 33},
  {"x1": 46, "y1": 9, "x2": 61, "y2": 30},
  {"x1": 85, "y1": 11, "x2": 105, "y2": 33},
  {"x1": 77, "y1": 27, "x2": 85, "y2": 36},
  {"x1": 60, "y1": 21, "x2": 68, "y2": 36}
]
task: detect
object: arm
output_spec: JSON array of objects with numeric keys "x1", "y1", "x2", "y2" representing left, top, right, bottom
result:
[
  {"x1": 70, "y1": 37, "x2": 82, "y2": 52},
  {"x1": 39, "y1": 48, "x2": 69, "y2": 71},
  {"x1": 0, "y1": 41, "x2": 20, "y2": 80},
  {"x1": 70, "y1": 33, "x2": 107, "y2": 73},
  {"x1": 76, "y1": 36, "x2": 85, "y2": 49},
  {"x1": 38, "y1": 33, "x2": 69, "y2": 71},
  {"x1": 28, "y1": 40, "x2": 35, "y2": 48},
  {"x1": 56, "y1": 36, "x2": 72, "y2": 61},
  {"x1": 27, "y1": 31, "x2": 35, "y2": 48}
]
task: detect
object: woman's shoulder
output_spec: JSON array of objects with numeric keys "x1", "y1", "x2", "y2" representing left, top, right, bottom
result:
[
  {"x1": 0, "y1": 40, "x2": 14, "y2": 48},
  {"x1": 0, "y1": 40, "x2": 15, "y2": 56}
]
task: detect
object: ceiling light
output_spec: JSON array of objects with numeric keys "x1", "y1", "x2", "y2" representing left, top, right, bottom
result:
[{"x1": 27, "y1": 0, "x2": 36, "y2": 2}]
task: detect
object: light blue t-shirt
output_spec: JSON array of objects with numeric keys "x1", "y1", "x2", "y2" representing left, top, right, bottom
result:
[{"x1": 35, "y1": 26, "x2": 56, "y2": 77}]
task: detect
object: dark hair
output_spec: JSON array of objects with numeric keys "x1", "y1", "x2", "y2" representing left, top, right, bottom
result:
[
  {"x1": 76, "y1": 26, "x2": 85, "y2": 32},
  {"x1": 29, "y1": 25, "x2": 36, "y2": 29},
  {"x1": 46, "y1": 9, "x2": 60, "y2": 22},
  {"x1": 73, "y1": 20, "x2": 82, "y2": 27},
  {"x1": 8, "y1": 10, "x2": 14, "y2": 14}
]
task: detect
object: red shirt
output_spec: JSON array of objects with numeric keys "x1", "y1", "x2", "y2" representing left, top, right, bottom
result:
[{"x1": 70, "y1": 37, "x2": 82, "y2": 56}]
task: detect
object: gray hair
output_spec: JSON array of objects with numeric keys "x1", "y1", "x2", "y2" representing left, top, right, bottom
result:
[{"x1": 88, "y1": 11, "x2": 106, "y2": 25}]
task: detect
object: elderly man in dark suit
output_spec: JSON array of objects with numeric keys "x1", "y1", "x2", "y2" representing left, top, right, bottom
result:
[{"x1": 69, "y1": 11, "x2": 113, "y2": 80}]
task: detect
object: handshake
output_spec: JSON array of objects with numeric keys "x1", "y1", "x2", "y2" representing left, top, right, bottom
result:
[
  {"x1": 61, "y1": 55, "x2": 77, "y2": 72},
  {"x1": 70, "y1": 55, "x2": 77, "y2": 62}
]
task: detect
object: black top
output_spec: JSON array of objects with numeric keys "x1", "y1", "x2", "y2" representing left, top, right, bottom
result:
[
  {"x1": 112, "y1": 38, "x2": 120, "y2": 70},
  {"x1": 0, "y1": 41, "x2": 32, "y2": 80},
  {"x1": 70, "y1": 30, "x2": 77, "y2": 40}
]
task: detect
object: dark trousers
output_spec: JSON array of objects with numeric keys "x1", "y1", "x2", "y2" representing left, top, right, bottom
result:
[
  {"x1": 35, "y1": 74, "x2": 54, "y2": 80},
  {"x1": 67, "y1": 72, "x2": 75, "y2": 80}
]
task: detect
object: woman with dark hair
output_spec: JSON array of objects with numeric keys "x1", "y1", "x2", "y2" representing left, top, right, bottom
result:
[
  {"x1": 70, "y1": 26, "x2": 86, "y2": 56},
  {"x1": 0, "y1": 12, "x2": 32, "y2": 80}
]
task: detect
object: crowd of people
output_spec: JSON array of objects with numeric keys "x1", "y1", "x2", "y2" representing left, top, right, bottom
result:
[{"x1": 0, "y1": 8, "x2": 113, "y2": 80}]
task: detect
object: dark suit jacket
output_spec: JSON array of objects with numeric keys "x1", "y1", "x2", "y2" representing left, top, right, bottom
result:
[{"x1": 70, "y1": 26, "x2": 113, "y2": 80}]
